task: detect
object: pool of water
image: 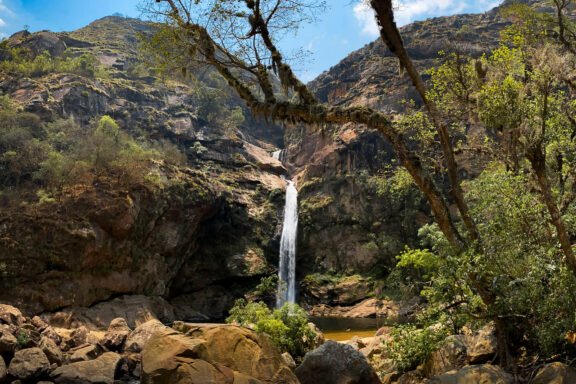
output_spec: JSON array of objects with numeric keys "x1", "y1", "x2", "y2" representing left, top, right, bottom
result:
[{"x1": 310, "y1": 317, "x2": 387, "y2": 341}]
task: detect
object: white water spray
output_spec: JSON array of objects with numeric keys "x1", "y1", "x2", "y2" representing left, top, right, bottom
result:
[{"x1": 276, "y1": 180, "x2": 298, "y2": 308}]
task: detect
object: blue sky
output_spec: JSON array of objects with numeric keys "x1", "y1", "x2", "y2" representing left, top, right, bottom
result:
[{"x1": 0, "y1": 0, "x2": 503, "y2": 81}]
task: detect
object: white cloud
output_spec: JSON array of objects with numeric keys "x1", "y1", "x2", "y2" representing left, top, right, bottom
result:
[
  {"x1": 352, "y1": 0, "x2": 501, "y2": 37},
  {"x1": 394, "y1": 0, "x2": 467, "y2": 26},
  {"x1": 353, "y1": 2, "x2": 379, "y2": 37},
  {"x1": 0, "y1": 18, "x2": 5, "y2": 28}
]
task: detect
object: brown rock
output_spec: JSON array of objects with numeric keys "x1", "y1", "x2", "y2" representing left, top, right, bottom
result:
[
  {"x1": 0, "y1": 305, "x2": 25, "y2": 326},
  {"x1": 7, "y1": 347, "x2": 50, "y2": 381},
  {"x1": 0, "y1": 355, "x2": 6, "y2": 381},
  {"x1": 49, "y1": 295, "x2": 176, "y2": 329},
  {"x1": 423, "y1": 335, "x2": 468, "y2": 378},
  {"x1": 464, "y1": 324, "x2": 497, "y2": 364},
  {"x1": 0, "y1": 325, "x2": 17, "y2": 354},
  {"x1": 294, "y1": 340, "x2": 381, "y2": 384},
  {"x1": 32, "y1": 316, "x2": 49, "y2": 331},
  {"x1": 102, "y1": 317, "x2": 131, "y2": 352},
  {"x1": 41, "y1": 326, "x2": 62, "y2": 345},
  {"x1": 428, "y1": 364, "x2": 513, "y2": 384},
  {"x1": 39, "y1": 336, "x2": 64, "y2": 365},
  {"x1": 281, "y1": 352, "x2": 296, "y2": 370},
  {"x1": 532, "y1": 362, "x2": 576, "y2": 384},
  {"x1": 69, "y1": 344, "x2": 103, "y2": 363},
  {"x1": 51, "y1": 352, "x2": 122, "y2": 384},
  {"x1": 67, "y1": 326, "x2": 89, "y2": 349},
  {"x1": 124, "y1": 319, "x2": 168, "y2": 353},
  {"x1": 141, "y1": 324, "x2": 298, "y2": 384}
]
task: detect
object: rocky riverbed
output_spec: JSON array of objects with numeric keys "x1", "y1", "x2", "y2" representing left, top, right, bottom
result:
[{"x1": 0, "y1": 302, "x2": 573, "y2": 384}]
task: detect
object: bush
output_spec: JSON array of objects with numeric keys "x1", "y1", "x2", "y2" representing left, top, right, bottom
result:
[
  {"x1": 226, "y1": 299, "x2": 316, "y2": 358},
  {"x1": 384, "y1": 324, "x2": 449, "y2": 373}
]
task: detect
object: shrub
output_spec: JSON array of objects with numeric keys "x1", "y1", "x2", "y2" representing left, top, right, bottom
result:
[
  {"x1": 226, "y1": 299, "x2": 316, "y2": 358},
  {"x1": 384, "y1": 324, "x2": 449, "y2": 373}
]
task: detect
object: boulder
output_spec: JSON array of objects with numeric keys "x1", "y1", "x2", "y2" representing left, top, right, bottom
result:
[
  {"x1": 51, "y1": 352, "x2": 122, "y2": 384},
  {"x1": 282, "y1": 352, "x2": 297, "y2": 370},
  {"x1": 0, "y1": 304, "x2": 25, "y2": 326},
  {"x1": 49, "y1": 295, "x2": 176, "y2": 329},
  {"x1": 464, "y1": 324, "x2": 497, "y2": 364},
  {"x1": 66, "y1": 327, "x2": 89, "y2": 350},
  {"x1": 0, "y1": 355, "x2": 6, "y2": 381},
  {"x1": 124, "y1": 319, "x2": 168, "y2": 353},
  {"x1": 423, "y1": 335, "x2": 468, "y2": 377},
  {"x1": 141, "y1": 324, "x2": 298, "y2": 383},
  {"x1": 101, "y1": 318, "x2": 131, "y2": 352},
  {"x1": 39, "y1": 336, "x2": 64, "y2": 365},
  {"x1": 7, "y1": 347, "x2": 50, "y2": 381},
  {"x1": 532, "y1": 362, "x2": 576, "y2": 384},
  {"x1": 0, "y1": 325, "x2": 17, "y2": 353},
  {"x1": 294, "y1": 340, "x2": 381, "y2": 384},
  {"x1": 32, "y1": 316, "x2": 50, "y2": 331},
  {"x1": 428, "y1": 364, "x2": 513, "y2": 384},
  {"x1": 69, "y1": 344, "x2": 103, "y2": 363}
]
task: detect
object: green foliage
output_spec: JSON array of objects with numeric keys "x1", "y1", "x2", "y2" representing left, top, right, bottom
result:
[
  {"x1": 16, "y1": 330, "x2": 29, "y2": 349},
  {"x1": 226, "y1": 299, "x2": 316, "y2": 357},
  {"x1": 384, "y1": 324, "x2": 449, "y2": 373},
  {"x1": 0, "y1": 47, "x2": 105, "y2": 78},
  {"x1": 253, "y1": 275, "x2": 278, "y2": 302},
  {"x1": 395, "y1": 247, "x2": 440, "y2": 281},
  {"x1": 0, "y1": 100, "x2": 186, "y2": 193}
]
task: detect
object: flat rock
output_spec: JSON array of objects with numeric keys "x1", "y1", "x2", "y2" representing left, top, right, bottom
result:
[
  {"x1": 428, "y1": 364, "x2": 513, "y2": 384},
  {"x1": 51, "y1": 352, "x2": 121, "y2": 384}
]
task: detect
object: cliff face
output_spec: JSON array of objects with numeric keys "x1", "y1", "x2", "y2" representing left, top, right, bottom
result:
[{"x1": 0, "y1": 17, "x2": 287, "y2": 319}]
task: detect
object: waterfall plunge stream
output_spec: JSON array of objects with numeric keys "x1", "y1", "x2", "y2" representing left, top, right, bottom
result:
[{"x1": 276, "y1": 180, "x2": 298, "y2": 308}]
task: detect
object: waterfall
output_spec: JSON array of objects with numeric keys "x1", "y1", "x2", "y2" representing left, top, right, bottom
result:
[
  {"x1": 271, "y1": 149, "x2": 286, "y2": 163},
  {"x1": 276, "y1": 180, "x2": 298, "y2": 308}
]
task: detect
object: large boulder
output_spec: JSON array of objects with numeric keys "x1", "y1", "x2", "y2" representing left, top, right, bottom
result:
[
  {"x1": 141, "y1": 324, "x2": 298, "y2": 384},
  {"x1": 428, "y1": 364, "x2": 513, "y2": 384},
  {"x1": 294, "y1": 340, "x2": 381, "y2": 384},
  {"x1": 464, "y1": 324, "x2": 497, "y2": 364},
  {"x1": 531, "y1": 362, "x2": 576, "y2": 384},
  {"x1": 423, "y1": 336, "x2": 468, "y2": 378},
  {"x1": 51, "y1": 352, "x2": 122, "y2": 384},
  {"x1": 124, "y1": 319, "x2": 168, "y2": 353},
  {"x1": 39, "y1": 336, "x2": 64, "y2": 365},
  {"x1": 423, "y1": 324, "x2": 497, "y2": 378},
  {"x1": 7, "y1": 347, "x2": 51, "y2": 381},
  {"x1": 0, "y1": 304, "x2": 26, "y2": 326},
  {"x1": 101, "y1": 318, "x2": 131, "y2": 352},
  {"x1": 0, "y1": 325, "x2": 17, "y2": 353}
]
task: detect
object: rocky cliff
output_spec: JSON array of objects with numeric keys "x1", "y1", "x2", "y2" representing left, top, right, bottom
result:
[{"x1": 0, "y1": 16, "x2": 288, "y2": 320}]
